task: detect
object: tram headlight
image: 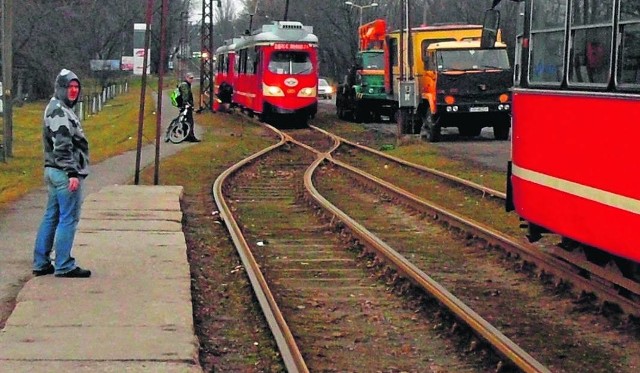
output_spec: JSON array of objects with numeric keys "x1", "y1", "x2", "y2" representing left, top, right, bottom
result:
[
  {"x1": 298, "y1": 87, "x2": 316, "y2": 97},
  {"x1": 263, "y1": 84, "x2": 285, "y2": 97}
]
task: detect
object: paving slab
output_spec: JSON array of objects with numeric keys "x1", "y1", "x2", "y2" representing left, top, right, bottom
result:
[{"x1": 0, "y1": 326, "x2": 197, "y2": 361}]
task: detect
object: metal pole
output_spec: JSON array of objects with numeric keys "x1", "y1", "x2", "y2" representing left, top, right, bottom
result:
[
  {"x1": 2, "y1": 0, "x2": 14, "y2": 160},
  {"x1": 199, "y1": 0, "x2": 214, "y2": 112},
  {"x1": 154, "y1": 0, "x2": 169, "y2": 185},
  {"x1": 284, "y1": 0, "x2": 289, "y2": 21},
  {"x1": 134, "y1": 0, "x2": 154, "y2": 185}
]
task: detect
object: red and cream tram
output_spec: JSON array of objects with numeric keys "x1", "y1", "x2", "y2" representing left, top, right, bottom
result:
[
  {"x1": 230, "y1": 21, "x2": 319, "y2": 126},
  {"x1": 500, "y1": 0, "x2": 640, "y2": 276}
]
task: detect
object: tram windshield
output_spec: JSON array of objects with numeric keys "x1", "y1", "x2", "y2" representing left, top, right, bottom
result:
[
  {"x1": 436, "y1": 49, "x2": 510, "y2": 71},
  {"x1": 268, "y1": 51, "x2": 313, "y2": 75}
]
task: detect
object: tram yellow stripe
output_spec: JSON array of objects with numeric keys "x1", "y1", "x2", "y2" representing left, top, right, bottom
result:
[{"x1": 512, "y1": 164, "x2": 640, "y2": 215}]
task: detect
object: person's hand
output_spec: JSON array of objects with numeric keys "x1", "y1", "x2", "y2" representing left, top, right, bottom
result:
[{"x1": 68, "y1": 177, "x2": 80, "y2": 192}]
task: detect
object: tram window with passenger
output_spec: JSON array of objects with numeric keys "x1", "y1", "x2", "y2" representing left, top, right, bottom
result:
[
  {"x1": 568, "y1": 0, "x2": 614, "y2": 85},
  {"x1": 268, "y1": 51, "x2": 313, "y2": 75}
]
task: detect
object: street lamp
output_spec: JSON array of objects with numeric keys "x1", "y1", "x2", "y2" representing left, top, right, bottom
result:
[{"x1": 345, "y1": 1, "x2": 379, "y2": 27}]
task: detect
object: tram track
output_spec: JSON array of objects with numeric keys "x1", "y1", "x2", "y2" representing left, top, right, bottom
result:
[
  {"x1": 213, "y1": 123, "x2": 551, "y2": 372},
  {"x1": 211, "y1": 111, "x2": 640, "y2": 370}
]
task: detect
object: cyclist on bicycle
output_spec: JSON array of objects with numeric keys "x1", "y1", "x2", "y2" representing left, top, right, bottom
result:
[{"x1": 178, "y1": 72, "x2": 200, "y2": 142}]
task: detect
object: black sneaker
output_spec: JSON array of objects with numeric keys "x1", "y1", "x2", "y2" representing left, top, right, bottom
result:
[
  {"x1": 55, "y1": 267, "x2": 92, "y2": 278},
  {"x1": 33, "y1": 263, "x2": 55, "y2": 277}
]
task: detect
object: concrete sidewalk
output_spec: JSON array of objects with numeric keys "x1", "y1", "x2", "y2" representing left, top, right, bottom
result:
[{"x1": 0, "y1": 185, "x2": 202, "y2": 372}]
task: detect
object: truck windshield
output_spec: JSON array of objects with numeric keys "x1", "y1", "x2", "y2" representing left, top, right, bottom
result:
[
  {"x1": 361, "y1": 52, "x2": 385, "y2": 69},
  {"x1": 436, "y1": 49, "x2": 510, "y2": 71},
  {"x1": 268, "y1": 51, "x2": 313, "y2": 74}
]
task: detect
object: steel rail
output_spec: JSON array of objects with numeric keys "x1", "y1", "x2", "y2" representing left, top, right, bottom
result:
[
  {"x1": 308, "y1": 125, "x2": 639, "y2": 315},
  {"x1": 299, "y1": 153, "x2": 551, "y2": 373},
  {"x1": 324, "y1": 156, "x2": 640, "y2": 317},
  {"x1": 212, "y1": 125, "x2": 309, "y2": 373},
  {"x1": 310, "y1": 125, "x2": 506, "y2": 200}
]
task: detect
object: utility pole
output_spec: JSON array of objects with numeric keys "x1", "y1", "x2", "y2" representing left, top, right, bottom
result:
[
  {"x1": 154, "y1": 0, "x2": 169, "y2": 185},
  {"x1": 198, "y1": 0, "x2": 216, "y2": 112},
  {"x1": 284, "y1": 0, "x2": 289, "y2": 21},
  {"x1": 2, "y1": 0, "x2": 14, "y2": 161},
  {"x1": 134, "y1": 0, "x2": 154, "y2": 185}
]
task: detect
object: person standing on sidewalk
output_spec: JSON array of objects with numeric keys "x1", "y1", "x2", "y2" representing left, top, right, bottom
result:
[
  {"x1": 32, "y1": 69, "x2": 91, "y2": 278},
  {"x1": 178, "y1": 72, "x2": 200, "y2": 142}
]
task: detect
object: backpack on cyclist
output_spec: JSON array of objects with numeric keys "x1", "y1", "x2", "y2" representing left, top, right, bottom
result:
[{"x1": 169, "y1": 86, "x2": 182, "y2": 107}]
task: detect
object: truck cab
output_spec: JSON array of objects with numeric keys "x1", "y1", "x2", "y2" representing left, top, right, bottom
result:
[
  {"x1": 420, "y1": 40, "x2": 512, "y2": 141},
  {"x1": 336, "y1": 49, "x2": 393, "y2": 122}
]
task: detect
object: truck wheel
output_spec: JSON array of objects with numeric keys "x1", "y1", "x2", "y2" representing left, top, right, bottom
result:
[
  {"x1": 353, "y1": 105, "x2": 365, "y2": 123},
  {"x1": 493, "y1": 116, "x2": 511, "y2": 140},
  {"x1": 421, "y1": 109, "x2": 441, "y2": 142}
]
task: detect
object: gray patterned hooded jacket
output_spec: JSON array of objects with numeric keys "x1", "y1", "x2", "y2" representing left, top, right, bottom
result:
[{"x1": 43, "y1": 69, "x2": 89, "y2": 179}]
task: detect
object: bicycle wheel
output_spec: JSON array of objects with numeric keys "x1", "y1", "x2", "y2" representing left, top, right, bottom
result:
[
  {"x1": 168, "y1": 120, "x2": 190, "y2": 144},
  {"x1": 164, "y1": 118, "x2": 179, "y2": 142}
]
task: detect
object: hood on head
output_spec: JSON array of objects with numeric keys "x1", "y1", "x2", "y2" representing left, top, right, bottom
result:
[{"x1": 54, "y1": 69, "x2": 81, "y2": 107}]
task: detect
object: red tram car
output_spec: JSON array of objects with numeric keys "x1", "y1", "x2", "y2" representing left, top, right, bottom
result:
[
  {"x1": 502, "y1": 0, "x2": 640, "y2": 278},
  {"x1": 222, "y1": 21, "x2": 319, "y2": 126},
  {"x1": 214, "y1": 37, "x2": 242, "y2": 112}
]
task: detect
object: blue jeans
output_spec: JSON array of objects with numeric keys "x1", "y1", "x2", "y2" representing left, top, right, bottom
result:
[{"x1": 33, "y1": 167, "x2": 84, "y2": 275}]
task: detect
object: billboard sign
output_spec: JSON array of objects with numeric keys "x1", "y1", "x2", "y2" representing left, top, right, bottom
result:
[
  {"x1": 90, "y1": 60, "x2": 121, "y2": 71},
  {"x1": 121, "y1": 56, "x2": 134, "y2": 71},
  {"x1": 133, "y1": 23, "x2": 150, "y2": 75}
]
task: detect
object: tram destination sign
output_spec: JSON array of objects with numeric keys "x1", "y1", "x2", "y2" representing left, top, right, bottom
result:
[{"x1": 273, "y1": 43, "x2": 313, "y2": 50}]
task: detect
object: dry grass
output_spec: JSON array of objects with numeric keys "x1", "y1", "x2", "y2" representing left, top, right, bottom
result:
[{"x1": 0, "y1": 80, "x2": 157, "y2": 208}]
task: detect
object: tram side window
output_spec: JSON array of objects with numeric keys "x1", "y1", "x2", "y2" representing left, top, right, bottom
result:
[
  {"x1": 268, "y1": 51, "x2": 313, "y2": 75},
  {"x1": 216, "y1": 54, "x2": 223, "y2": 73},
  {"x1": 530, "y1": 32, "x2": 564, "y2": 83},
  {"x1": 569, "y1": 0, "x2": 614, "y2": 85},
  {"x1": 246, "y1": 47, "x2": 257, "y2": 75},
  {"x1": 618, "y1": 22, "x2": 640, "y2": 86},
  {"x1": 529, "y1": 0, "x2": 566, "y2": 84},
  {"x1": 569, "y1": 29, "x2": 612, "y2": 84}
]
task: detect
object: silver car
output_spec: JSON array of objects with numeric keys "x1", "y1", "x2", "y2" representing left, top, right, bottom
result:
[{"x1": 317, "y1": 78, "x2": 333, "y2": 100}]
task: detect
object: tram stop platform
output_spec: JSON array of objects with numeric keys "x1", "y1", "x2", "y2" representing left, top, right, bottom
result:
[{"x1": 0, "y1": 185, "x2": 202, "y2": 372}]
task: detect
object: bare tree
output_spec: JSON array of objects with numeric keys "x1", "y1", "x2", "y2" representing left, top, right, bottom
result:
[{"x1": 4, "y1": 0, "x2": 190, "y2": 99}]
